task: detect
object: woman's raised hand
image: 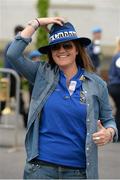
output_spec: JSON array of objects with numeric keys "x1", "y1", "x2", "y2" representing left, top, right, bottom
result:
[
  {"x1": 20, "y1": 17, "x2": 65, "y2": 38},
  {"x1": 37, "y1": 17, "x2": 65, "y2": 27}
]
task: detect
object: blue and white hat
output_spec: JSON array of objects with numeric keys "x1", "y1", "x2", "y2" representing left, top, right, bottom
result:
[
  {"x1": 28, "y1": 50, "x2": 42, "y2": 59},
  {"x1": 91, "y1": 26, "x2": 102, "y2": 33},
  {"x1": 38, "y1": 22, "x2": 91, "y2": 54}
]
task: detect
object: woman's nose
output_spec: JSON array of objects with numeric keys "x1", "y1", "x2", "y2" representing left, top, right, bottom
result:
[{"x1": 58, "y1": 45, "x2": 66, "y2": 52}]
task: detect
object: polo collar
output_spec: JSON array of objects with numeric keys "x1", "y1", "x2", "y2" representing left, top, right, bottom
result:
[{"x1": 54, "y1": 65, "x2": 93, "y2": 81}]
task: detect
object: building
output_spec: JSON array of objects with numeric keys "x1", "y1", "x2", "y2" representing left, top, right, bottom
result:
[{"x1": 0, "y1": 0, "x2": 120, "y2": 56}]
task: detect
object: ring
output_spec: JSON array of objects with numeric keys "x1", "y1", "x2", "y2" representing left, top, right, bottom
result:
[{"x1": 94, "y1": 137, "x2": 100, "y2": 140}]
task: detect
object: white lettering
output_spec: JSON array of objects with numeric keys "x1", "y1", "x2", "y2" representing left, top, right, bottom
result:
[{"x1": 49, "y1": 31, "x2": 77, "y2": 43}]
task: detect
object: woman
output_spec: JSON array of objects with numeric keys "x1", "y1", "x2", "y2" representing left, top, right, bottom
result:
[
  {"x1": 108, "y1": 37, "x2": 120, "y2": 142},
  {"x1": 7, "y1": 17, "x2": 117, "y2": 179}
]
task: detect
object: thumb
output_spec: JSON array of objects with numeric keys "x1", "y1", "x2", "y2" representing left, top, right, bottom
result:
[
  {"x1": 97, "y1": 120, "x2": 104, "y2": 129},
  {"x1": 43, "y1": 25, "x2": 50, "y2": 33}
]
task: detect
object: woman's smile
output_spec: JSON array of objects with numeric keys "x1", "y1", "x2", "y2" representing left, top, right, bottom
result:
[{"x1": 57, "y1": 54, "x2": 70, "y2": 59}]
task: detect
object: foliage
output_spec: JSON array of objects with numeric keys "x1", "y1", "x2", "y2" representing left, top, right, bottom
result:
[
  {"x1": 0, "y1": 58, "x2": 3, "y2": 68},
  {"x1": 36, "y1": 0, "x2": 49, "y2": 49}
]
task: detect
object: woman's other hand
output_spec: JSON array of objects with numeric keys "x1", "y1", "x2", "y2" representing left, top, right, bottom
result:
[{"x1": 92, "y1": 120, "x2": 115, "y2": 146}]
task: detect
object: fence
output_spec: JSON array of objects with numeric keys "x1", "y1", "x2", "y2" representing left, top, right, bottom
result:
[{"x1": 0, "y1": 68, "x2": 20, "y2": 149}]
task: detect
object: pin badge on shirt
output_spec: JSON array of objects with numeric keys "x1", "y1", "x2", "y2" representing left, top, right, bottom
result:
[
  {"x1": 79, "y1": 75, "x2": 86, "y2": 103},
  {"x1": 68, "y1": 81, "x2": 77, "y2": 96},
  {"x1": 79, "y1": 75, "x2": 85, "y2": 81},
  {"x1": 80, "y1": 91, "x2": 86, "y2": 104}
]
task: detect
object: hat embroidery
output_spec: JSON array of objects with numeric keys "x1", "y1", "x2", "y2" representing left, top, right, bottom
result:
[{"x1": 49, "y1": 31, "x2": 77, "y2": 43}]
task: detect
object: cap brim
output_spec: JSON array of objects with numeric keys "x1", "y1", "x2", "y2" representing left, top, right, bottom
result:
[{"x1": 38, "y1": 37, "x2": 91, "y2": 54}]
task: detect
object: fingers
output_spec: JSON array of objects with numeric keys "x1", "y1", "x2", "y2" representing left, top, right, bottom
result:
[
  {"x1": 92, "y1": 131, "x2": 101, "y2": 139},
  {"x1": 37, "y1": 17, "x2": 65, "y2": 27},
  {"x1": 93, "y1": 135, "x2": 101, "y2": 144},
  {"x1": 92, "y1": 120, "x2": 112, "y2": 146},
  {"x1": 44, "y1": 25, "x2": 50, "y2": 33},
  {"x1": 52, "y1": 20, "x2": 63, "y2": 26},
  {"x1": 92, "y1": 121, "x2": 108, "y2": 146},
  {"x1": 47, "y1": 17, "x2": 64, "y2": 26},
  {"x1": 93, "y1": 131, "x2": 104, "y2": 145},
  {"x1": 92, "y1": 131, "x2": 110, "y2": 146},
  {"x1": 93, "y1": 136, "x2": 105, "y2": 146},
  {"x1": 53, "y1": 17, "x2": 65, "y2": 26},
  {"x1": 93, "y1": 136, "x2": 101, "y2": 140}
]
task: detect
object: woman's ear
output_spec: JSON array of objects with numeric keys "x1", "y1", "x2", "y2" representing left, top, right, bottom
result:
[
  {"x1": 75, "y1": 48, "x2": 79, "y2": 55},
  {"x1": 75, "y1": 42, "x2": 79, "y2": 54}
]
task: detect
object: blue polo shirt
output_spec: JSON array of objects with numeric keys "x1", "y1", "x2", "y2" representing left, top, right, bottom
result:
[{"x1": 38, "y1": 67, "x2": 87, "y2": 168}]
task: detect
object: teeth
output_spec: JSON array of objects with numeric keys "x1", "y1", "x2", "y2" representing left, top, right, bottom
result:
[{"x1": 59, "y1": 55, "x2": 67, "y2": 58}]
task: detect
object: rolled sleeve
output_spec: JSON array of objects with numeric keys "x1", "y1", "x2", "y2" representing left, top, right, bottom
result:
[
  {"x1": 15, "y1": 35, "x2": 32, "y2": 44},
  {"x1": 7, "y1": 35, "x2": 32, "y2": 60},
  {"x1": 6, "y1": 35, "x2": 39, "y2": 84}
]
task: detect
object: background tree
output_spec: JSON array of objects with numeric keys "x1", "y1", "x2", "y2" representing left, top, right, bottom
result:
[{"x1": 36, "y1": 0, "x2": 49, "y2": 49}]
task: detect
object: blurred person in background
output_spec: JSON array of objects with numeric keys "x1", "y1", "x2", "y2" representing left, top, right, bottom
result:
[
  {"x1": 108, "y1": 37, "x2": 120, "y2": 142},
  {"x1": 7, "y1": 17, "x2": 117, "y2": 179},
  {"x1": 1, "y1": 25, "x2": 28, "y2": 128},
  {"x1": 28, "y1": 50, "x2": 42, "y2": 98},
  {"x1": 28, "y1": 50, "x2": 42, "y2": 62},
  {"x1": 87, "y1": 26, "x2": 102, "y2": 74}
]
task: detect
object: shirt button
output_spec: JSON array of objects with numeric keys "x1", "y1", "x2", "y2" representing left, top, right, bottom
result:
[
  {"x1": 87, "y1": 119, "x2": 90, "y2": 122},
  {"x1": 64, "y1": 96, "x2": 70, "y2": 99},
  {"x1": 87, "y1": 104, "x2": 89, "y2": 106},
  {"x1": 84, "y1": 91, "x2": 87, "y2": 93},
  {"x1": 87, "y1": 133, "x2": 90, "y2": 136},
  {"x1": 86, "y1": 147, "x2": 89, "y2": 151},
  {"x1": 87, "y1": 162, "x2": 90, "y2": 166}
]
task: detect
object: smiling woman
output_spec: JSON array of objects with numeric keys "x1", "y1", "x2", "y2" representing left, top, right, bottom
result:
[
  {"x1": 48, "y1": 39, "x2": 94, "y2": 72},
  {"x1": 49, "y1": 40, "x2": 79, "y2": 72},
  {"x1": 6, "y1": 17, "x2": 117, "y2": 179}
]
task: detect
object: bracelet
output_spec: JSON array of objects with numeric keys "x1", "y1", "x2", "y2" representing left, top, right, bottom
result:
[
  {"x1": 35, "y1": 18, "x2": 41, "y2": 27},
  {"x1": 28, "y1": 20, "x2": 39, "y2": 31}
]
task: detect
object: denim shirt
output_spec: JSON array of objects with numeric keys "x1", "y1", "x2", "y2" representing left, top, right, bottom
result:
[{"x1": 7, "y1": 35, "x2": 117, "y2": 179}]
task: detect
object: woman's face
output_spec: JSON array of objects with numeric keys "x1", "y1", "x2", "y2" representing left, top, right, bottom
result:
[{"x1": 51, "y1": 41, "x2": 78, "y2": 68}]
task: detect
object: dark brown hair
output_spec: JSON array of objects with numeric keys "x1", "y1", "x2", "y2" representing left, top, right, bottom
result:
[
  {"x1": 14, "y1": 25, "x2": 24, "y2": 35},
  {"x1": 47, "y1": 40, "x2": 95, "y2": 72}
]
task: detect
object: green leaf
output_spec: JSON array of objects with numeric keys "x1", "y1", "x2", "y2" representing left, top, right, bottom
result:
[{"x1": 36, "y1": 0, "x2": 49, "y2": 49}]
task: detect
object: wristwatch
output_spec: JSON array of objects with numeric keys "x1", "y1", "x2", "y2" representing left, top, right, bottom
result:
[{"x1": 28, "y1": 20, "x2": 39, "y2": 31}]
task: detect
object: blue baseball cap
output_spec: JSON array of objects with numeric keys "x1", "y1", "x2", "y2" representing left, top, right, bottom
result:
[
  {"x1": 38, "y1": 22, "x2": 91, "y2": 54},
  {"x1": 91, "y1": 26, "x2": 102, "y2": 33},
  {"x1": 29, "y1": 50, "x2": 42, "y2": 59}
]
